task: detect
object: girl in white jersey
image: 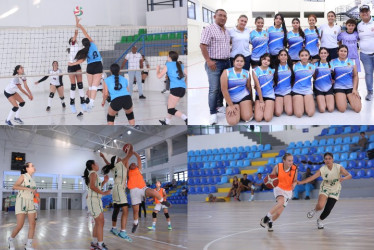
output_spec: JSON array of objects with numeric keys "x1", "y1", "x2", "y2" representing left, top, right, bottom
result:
[
  {"x1": 4, "y1": 65, "x2": 33, "y2": 126},
  {"x1": 298, "y1": 152, "x2": 352, "y2": 229},
  {"x1": 35, "y1": 61, "x2": 66, "y2": 112}
]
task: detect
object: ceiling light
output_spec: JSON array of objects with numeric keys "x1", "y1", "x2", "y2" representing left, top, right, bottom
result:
[
  {"x1": 127, "y1": 131, "x2": 132, "y2": 135},
  {"x1": 104, "y1": 145, "x2": 107, "y2": 149},
  {"x1": 114, "y1": 139, "x2": 117, "y2": 143}
]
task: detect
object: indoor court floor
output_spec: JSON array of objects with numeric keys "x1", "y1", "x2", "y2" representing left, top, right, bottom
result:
[
  {"x1": 0, "y1": 209, "x2": 187, "y2": 250},
  {"x1": 188, "y1": 199, "x2": 374, "y2": 250}
]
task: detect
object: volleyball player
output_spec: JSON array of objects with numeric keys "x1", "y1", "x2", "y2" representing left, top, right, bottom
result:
[
  {"x1": 287, "y1": 18, "x2": 305, "y2": 63},
  {"x1": 319, "y1": 11, "x2": 341, "y2": 61},
  {"x1": 141, "y1": 55, "x2": 150, "y2": 83},
  {"x1": 260, "y1": 153, "x2": 298, "y2": 232},
  {"x1": 148, "y1": 181, "x2": 172, "y2": 231},
  {"x1": 305, "y1": 15, "x2": 320, "y2": 63},
  {"x1": 267, "y1": 13, "x2": 287, "y2": 67},
  {"x1": 35, "y1": 61, "x2": 66, "y2": 112},
  {"x1": 249, "y1": 17, "x2": 269, "y2": 67},
  {"x1": 102, "y1": 63, "x2": 135, "y2": 125},
  {"x1": 156, "y1": 51, "x2": 188, "y2": 125},
  {"x1": 4, "y1": 65, "x2": 33, "y2": 126},
  {"x1": 8, "y1": 162, "x2": 37, "y2": 250},
  {"x1": 68, "y1": 16, "x2": 103, "y2": 110}
]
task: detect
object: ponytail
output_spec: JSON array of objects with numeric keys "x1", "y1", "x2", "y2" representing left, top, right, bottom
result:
[
  {"x1": 20, "y1": 162, "x2": 31, "y2": 174},
  {"x1": 13, "y1": 65, "x2": 21, "y2": 76},
  {"x1": 75, "y1": 38, "x2": 90, "y2": 61},
  {"x1": 274, "y1": 13, "x2": 288, "y2": 47},
  {"x1": 169, "y1": 51, "x2": 184, "y2": 79},
  {"x1": 273, "y1": 49, "x2": 295, "y2": 87},
  {"x1": 110, "y1": 63, "x2": 122, "y2": 91},
  {"x1": 82, "y1": 160, "x2": 95, "y2": 186},
  {"x1": 102, "y1": 156, "x2": 117, "y2": 175}
]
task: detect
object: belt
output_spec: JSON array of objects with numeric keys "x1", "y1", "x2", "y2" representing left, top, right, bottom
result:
[{"x1": 210, "y1": 58, "x2": 230, "y2": 61}]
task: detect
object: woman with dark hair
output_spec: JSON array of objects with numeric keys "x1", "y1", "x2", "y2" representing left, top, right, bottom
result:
[
  {"x1": 229, "y1": 15, "x2": 251, "y2": 70},
  {"x1": 287, "y1": 18, "x2": 305, "y2": 63},
  {"x1": 83, "y1": 159, "x2": 110, "y2": 250},
  {"x1": 4, "y1": 65, "x2": 33, "y2": 126},
  {"x1": 268, "y1": 13, "x2": 287, "y2": 66},
  {"x1": 331, "y1": 45, "x2": 361, "y2": 113},
  {"x1": 273, "y1": 49, "x2": 294, "y2": 116},
  {"x1": 8, "y1": 162, "x2": 37, "y2": 250},
  {"x1": 68, "y1": 16, "x2": 103, "y2": 110},
  {"x1": 319, "y1": 11, "x2": 341, "y2": 61},
  {"x1": 227, "y1": 176, "x2": 239, "y2": 200},
  {"x1": 221, "y1": 54, "x2": 253, "y2": 125},
  {"x1": 102, "y1": 63, "x2": 134, "y2": 125},
  {"x1": 298, "y1": 152, "x2": 352, "y2": 229},
  {"x1": 35, "y1": 61, "x2": 66, "y2": 112},
  {"x1": 249, "y1": 17, "x2": 269, "y2": 67},
  {"x1": 156, "y1": 51, "x2": 187, "y2": 125},
  {"x1": 337, "y1": 19, "x2": 360, "y2": 72},
  {"x1": 305, "y1": 14, "x2": 320, "y2": 63}
]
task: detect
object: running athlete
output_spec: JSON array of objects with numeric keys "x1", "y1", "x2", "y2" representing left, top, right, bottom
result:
[
  {"x1": 273, "y1": 49, "x2": 294, "y2": 116},
  {"x1": 287, "y1": 18, "x2": 305, "y2": 63},
  {"x1": 102, "y1": 63, "x2": 135, "y2": 125},
  {"x1": 267, "y1": 13, "x2": 287, "y2": 66},
  {"x1": 157, "y1": 51, "x2": 188, "y2": 125},
  {"x1": 4, "y1": 65, "x2": 33, "y2": 126},
  {"x1": 252, "y1": 53, "x2": 275, "y2": 122},
  {"x1": 35, "y1": 61, "x2": 66, "y2": 112},
  {"x1": 260, "y1": 153, "x2": 298, "y2": 232},
  {"x1": 249, "y1": 17, "x2": 269, "y2": 67},
  {"x1": 147, "y1": 180, "x2": 172, "y2": 231},
  {"x1": 298, "y1": 152, "x2": 352, "y2": 229},
  {"x1": 304, "y1": 15, "x2": 320, "y2": 63},
  {"x1": 292, "y1": 49, "x2": 316, "y2": 118}
]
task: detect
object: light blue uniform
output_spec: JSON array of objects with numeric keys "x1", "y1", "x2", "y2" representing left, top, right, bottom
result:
[
  {"x1": 226, "y1": 67, "x2": 250, "y2": 103},
  {"x1": 267, "y1": 26, "x2": 285, "y2": 56},
  {"x1": 287, "y1": 31, "x2": 304, "y2": 61},
  {"x1": 166, "y1": 62, "x2": 186, "y2": 89},
  {"x1": 253, "y1": 67, "x2": 275, "y2": 99},
  {"x1": 87, "y1": 42, "x2": 102, "y2": 64},
  {"x1": 304, "y1": 28, "x2": 319, "y2": 57},
  {"x1": 274, "y1": 64, "x2": 292, "y2": 96},
  {"x1": 331, "y1": 58, "x2": 355, "y2": 90},
  {"x1": 105, "y1": 75, "x2": 130, "y2": 100},
  {"x1": 292, "y1": 62, "x2": 316, "y2": 95},
  {"x1": 314, "y1": 62, "x2": 333, "y2": 92},
  {"x1": 250, "y1": 30, "x2": 269, "y2": 61}
]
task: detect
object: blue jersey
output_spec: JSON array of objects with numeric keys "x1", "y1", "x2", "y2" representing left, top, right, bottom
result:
[
  {"x1": 226, "y1": 67, "x2": 250, "y2": 103},
  {"x1": 314, "y1": 62, "x2": 333, "y2": 92},
  {"x1": 250, "y1": 30, "x2": 269, "y2": 61},
  {"x1": 304, "y1": 28, "x2": 319, "y2": 56},
  {"x1": 274, "y1": 64, "x2": 292, "y2": 96},
  {"x1": 105, "y1": 75, "x2": 130, "y2": 100},
  {"x1": 292, "y1": 62, "x2": 315, "y2": 95},
  {"x1": 87, "y1": 42, "x2": 102, "y2": 64},
  {"x1": 166, "y1": 62, "x2": 186, "y2": 89},
  {"x1": 331, "y1": 58, "x2": 355, "y2": 90},
  {"x1": 253, "y1": 66, "x2": 275, "y2": 99},
  {"x1": 267, "y1": 26, "x2": 285, "y2": 56},
  {"x1": 287, "y1": 31, "x2": 304, "y2": 60}
]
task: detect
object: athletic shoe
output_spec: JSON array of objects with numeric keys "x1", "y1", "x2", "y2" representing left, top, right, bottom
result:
[
  {"x1": 217, "y1": 106, "x2": 226, "y2": 114},
  {"x1": 110, "y1": 228, "x2": 119, "y2": 236},
  {"x1": 131, "y1": 223, "x2": 138, "y2": 233},
  {"x1": 248, "y1": 196, "x2": 254, "y2": 202},
  {"x1": 268, "y1": 222, "x2": 273, "y2": 232},
  {"x1": 90, "y1": 242, "x2": 97, "y2": 250},
  {"x1": 139, "y1": 95, "x2": 146, "y2": 99},
  {"x1": 46, "y1": 106, "x2": 51, "y2": 111},
  {"x1": 62, "y1": 102, "x2": 66, "y2": 108},
  {"x1": 159, "y1": 119, "x2": 167, "y2": 125},
  {"x1": 81, "y1": 103, "x2": 87, "y2": 112},
  {"x1": 5, "y1": 120, "x2": 13, "y2": 127},
  {"x1": 365, "y1": 92, "x2": 373, "y2": 101},
  {"x1": 118, "y1": 231, "x2": 133, "y2": 242},
  {"x1": 96, "y1": 243, "x2": 108, "y2": 250},
  {"x1": 317, "y1": 219, "x2": 324, "y2": 229},
  {"x1": 260, "y1": 216, "x2": 270, "y2": 228},
  {"x1": 77, "y1": 112, "x2": 84, "y2": 117},
  {"x1": 161, "y1": 200, "x2": 171, "y2": 208},
  {"x1": 305, "y1": 196, "x2": 310, "y2": 200},
  {"x1": 8, "y1": 237, "x2": 15, "y2": 250},
  {"x1": 24, "y1": 244, "x2": 34, "y2": 250},
  {"x1": 168, "y1": 225, "x2": 172, "y2": 230},
  {"x1": 70, "y1": 104, "x2": 77, "y2": 114},
  {"x1": 14, "y1": 117, "x2": 24, "y2": 124},
  {"x1": 292, "y1": 197, "x2": 299, "y2": 200},
  {"x1": 209, "y1": 114, "x2": 217, "y2": 125},
  {"x1": 161, "y1": 89, "x2": 167, "y2": 93},
  {"x1": 307, "y1": 209, "x2": 316, "y2": 219},
  {"x1": 147, "y1": 226, "x2": 155, "y2": 231}
]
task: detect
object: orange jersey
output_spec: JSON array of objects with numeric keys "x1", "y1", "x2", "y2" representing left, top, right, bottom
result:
[
  {"x1": 127, "y1": 168, "x2": 146, "y2": 189},
  {"x1": 34, "y1": 192, "x2": 40, "y2": 204},
  {"x1": 277, "y1": 163, "x2": 297, "y2": 191},
  {"x1": 154, "y1": 188, "x2": 166, "y2": 204}
]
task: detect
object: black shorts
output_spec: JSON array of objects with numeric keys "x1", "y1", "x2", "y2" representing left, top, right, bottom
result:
[
  {"x1": 314, "y1": 87, "x2": 334, "y2": 96},
  {"x1": 275, "y1": 93, "x2": 291, "y2": 98},
  {"x1": 334, "y1": 88, "x2": 353, "y2": 94},
  {"x1": 4, "y1": 90, "x2": 15, "y2": 99},
  {"x1": 110, "y1": 95, "x2": 133, "y2": 111},
  {"x1": 51, "y1": 83, "x2": 63, "y2": 89},
  {"x1": 170, "y1": 87, "x2": 186, "y2": 98},
  {"x1": 291, "y1": 91, "x2": 307, "y2": 96},
  {"x1": 227, "y1": 94, "x2": 252, "y2": 106},
  {"x1": 311, "y1": 55, "x2": 320, "y2": 60},
  {"x1": 113, "y1": 203, "x2": 129, "y2": 208},
  {"x1": 86, "y1": 61, "x2": 103, "y2": 75},
  {"x1": 141, "y1": 71, "x2": 149, "y2": 75},
  {"x1": 67, "y1": 64, "x2": 82, "y2": 73},
  {"x1": 255, "y1": 95, "x2": 275, "y2": 102}
]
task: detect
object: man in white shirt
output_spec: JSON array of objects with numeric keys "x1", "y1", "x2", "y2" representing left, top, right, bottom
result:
[
  {"x1": 121, "y1": 46, "x2": 146, "y2": 99},
  {"x1": 358, "y1": 5, "x2": 374, "y2": 101}
]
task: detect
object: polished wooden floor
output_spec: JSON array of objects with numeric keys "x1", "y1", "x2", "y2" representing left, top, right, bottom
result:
[
  {"x1": 188, "y1": 199, "x2": 374, "y2": 250},
  {"x1": 0, "y1": 209, "x2": 187, "y2": 250}
]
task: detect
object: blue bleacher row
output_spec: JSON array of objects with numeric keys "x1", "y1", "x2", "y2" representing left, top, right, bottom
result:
[
  {"x1": 286, "y1": 136, "x2": 374, "y2": 150},
  {"x1": 188, "y1": 144, "x2": 272, "y2": 157},
  {"x1": 319, "y1": 125, "x2": 374, "y2": 137}
]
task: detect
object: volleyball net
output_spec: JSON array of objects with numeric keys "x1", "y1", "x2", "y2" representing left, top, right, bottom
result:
[{"x1": 0, "y1": 25, "x2": 187, "y2": 79}]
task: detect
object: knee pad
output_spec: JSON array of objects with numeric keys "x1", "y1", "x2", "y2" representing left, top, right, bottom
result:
[
  {"x1": 152, "y1": 212, "x2": 157, "y2": 218},
  {"x1": 19, "y1": 102, "x2": 25, "y2": 107},
  {"x1": 70, "y1": 98, "x2": 75, "y2": 105},
  {"x1": 168, "y1": 108, "x2": 177, "y2": 115},
  {"x1": 12, "y1": 106, "x2": 19, "y2": 112},
  {"x1": 91, "y1": 86, "x2": 98, "y2": 91},
  {"x1": 49, "y1": 92, "x2": 54, "y2": 98},
  {"x1": 71, "y1": 84, "x2": 76, "y2": 91},
  {"x1": 80, "y1": 97, "x2": 85, "y2": 104},
  {"x1": 112, "y1": 205, "x2": 120, "y2": 222},
  {"x1": 125, "y1": 112, "x2": 134, "y2": 120},
  {"x1": 77, "y1": 82, "x2": 83, "y2": 89},
  {"x1": 107, "y1": 114, "x2": 115, "y2": 122},
  {"x1": 164, "y1": 213, "x2": 170, "y2": 219}
]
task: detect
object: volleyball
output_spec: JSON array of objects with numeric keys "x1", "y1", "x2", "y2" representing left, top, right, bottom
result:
[
  {"x1": 123, "y1": 143, "x2": 131, "y2": 153},
  {"x1": 263, "y1": 174, "x2": 279, "y2": 189},
  {"x1": 73, "y1": 6, "x2": 83, "y2": 16}
]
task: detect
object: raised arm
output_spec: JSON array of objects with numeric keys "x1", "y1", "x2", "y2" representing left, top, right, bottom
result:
[
  {"x1": 121, "y1": 144, "x2": 134, "y2": 166},
  {"x1": 76, "y1": 16, "x2": 93, "y2": 42},
  {"x1": 133, "y1": 152, "x2": 142, "y2": 171},
  {"x1": 99, "y1": 152, "x2": 110, "y2": 165}
]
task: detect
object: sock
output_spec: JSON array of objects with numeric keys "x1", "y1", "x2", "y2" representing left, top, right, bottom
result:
[
  {"x1": 7, "y1": 110, "x2": 15, "y2": 121},
  {"x1": 120, "y1": 229, "x2": 126, "y2": 232},
  {"x1": 112, "y1": 227, "x2": 116, "y2": 230},
  {"x1": 60, "y1": 97, "x2": 65, "y2": 103},
  {"x1": 98, "y1": 241, "x2": 103, "y2": 247},
  {"x1": 70, "y1": 90, "x2": 75, "y2": 99},
  {"x1": 159, "y1": 197, "x2": 164, "y2": 202},
  {"x1": 27, "y1": 239, "x2": 33, "y2": 245},
  {"x1": 168, "y1": 221, "x2": 171, "y2": 225},
  {"x1": 165, "y1": 118, "x2": 171, "y2": 125},
  {"x1": 8, "y1": 237, "x2": 14, "y2": 241},
  {"x1": 48, "y1": 97, "x2": 52, "y2": 107},
  {"x1": 134, "y1": 219, "x2": 138, "y2": 225},
  {"x1": 89, "y1": 99, "x2": 95, "y2": 106},
  {"x1": 267, "y1": 212, "x2": 272, "y2": 220},
  {"x1": 15, "y1": 110, "x2": 20, "y2": 119},
  {"x1": 78, "y1": 88, "x2": 84, "y2": 97},
  {"x1": 93, "y1": 237, "x2": 98, "y2": 243},
  {"x1": 152, "y1": 222, "x2": 156, "y2": 226},
  {"x1": 181, "y1": 114, "x2": 187, "y2": 120}
]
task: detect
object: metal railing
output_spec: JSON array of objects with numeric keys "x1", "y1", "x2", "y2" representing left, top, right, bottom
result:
[
  {"x1": 3, "y1": 181, "x2": 84, "y2": 190},
  {"x1": 147, "y1": 0, "x2": 183, "y2": 11}
]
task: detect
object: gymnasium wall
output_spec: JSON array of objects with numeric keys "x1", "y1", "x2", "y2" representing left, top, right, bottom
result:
[{"x1": 270, "y1": 126, "x2": 329, "y2": 145}]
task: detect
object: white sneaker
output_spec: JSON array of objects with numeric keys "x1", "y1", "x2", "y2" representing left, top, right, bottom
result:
[
  {"x1": 217, "y1": 106, "x2": 226, "y2": 114},
  {"x1": 8, "y1": 237, "x2": 15, "y2": 250},
  {"x1": 365, "y1": 92, "x2": 373, "y2": 101},
  {"x1": 317, "y1": 219, "x2": 324, "y2": 229},
  {"x1": 25, "y1": 243, "x2": 34, "y2": 250},
  {"x1": 307, "y1": 208, "x2": 316, "y2": 218},
  {"x1": 209, "y1": 114, "x2": 217, "y2": 125},
  {"x1": 248, "y1": 195, "x2": 254, "y2": 202}
]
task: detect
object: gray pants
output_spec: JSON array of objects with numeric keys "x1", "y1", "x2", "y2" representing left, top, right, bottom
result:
[{"x1": 127, "y1": 70, "x2": 143, "y2": 96}]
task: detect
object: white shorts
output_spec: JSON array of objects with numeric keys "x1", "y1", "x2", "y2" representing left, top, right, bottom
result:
[
  {"x1": 154, "y1": 203, "x2": 168, "y2": 211},
  {"x1": 15, "y1": 197, "x2": 36, "y2": 215},
  {"x1": 130, "y1": 187, "x2": 148, "y2": 206},
  {"x1": 273, "y1": 186, "x2": 293, "y2": 207},
  {"x1": 87, "y1": 197, "x2": 103, "y2": 219},
  {"x1": 112, "y1": 184, "x2": 128, "y2": 204}
]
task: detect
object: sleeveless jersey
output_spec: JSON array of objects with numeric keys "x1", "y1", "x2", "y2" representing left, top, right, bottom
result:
[
  {"x1": 314, "y1": 62, "x2": 333, "y2": 92},
  {"x1": 105, "y1": 75, "x2": 130, "y2": 100},
  {"x1": 249, "y1": 30, "x2": 269, "y2": 61},
  {"x1": 17, "y1": 173, "x2": 36, "y2": 200},
  {"x1": 319, "y1": 163, "x2": 342, "y2": 194},
  {"x1": 154, "y1": 188, "x2": 166, "y2": 204},
  {"x1": 292, "y1": 62, "x2": 315, "y2": 95},
  {"x1": 274, "y1": 64, "x2": 292, "y2": 96},
  {"x1": 48, "y1": 69, "x2": 62, "y2": 86},
  {"x1": 331, "y1": 58, "x2": 355, "y2": 90},
  {"x1": 87, "y1": 42, "x2": 102, "y2": 64},
  {"x1": 277, "y1": 163, "x2": 297, "y2": 191},
  {"x1": 287, "y1": 31, "x2": 304, "y2": 60},
  {"x1": 87, "y1": 171, "x2": 102, "y2": 199},
  {"x1": 226, "y1": 67, "x2": 250, "y2": 102},
  {"x1": 253, "y1": 66, "x2": 275, "y2": 99},
  {"x1": 166, "y1": 62, "x2": 186, "y2": 89},
  {"x1": 69, "y1": 42, "x2": 80, "y2": 63},
  {"x1": 112, "y1": 161, "x2": 127, "y2": 186},
  {"x1": 267, "y1": 26, "x2": 285, "y2": 56},
  {"x1": 304, "y1": 28, "x2": 319, "y2": 57},
  {"x1": 128, "y1": 168, "x2": 146, "y2": 189}
]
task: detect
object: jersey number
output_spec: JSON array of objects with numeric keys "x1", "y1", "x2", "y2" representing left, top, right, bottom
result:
[{"x1": 93, "y1": 51, "x2": 98, "y2": 59}]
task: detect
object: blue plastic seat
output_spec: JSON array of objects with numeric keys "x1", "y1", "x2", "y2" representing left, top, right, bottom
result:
[
  {"x1": 229, "y1": 161, "x2": 236, "y2": 168},
  {"x1": 319, "y1": 139, "x2": 326, "y2": 146},
  {"x1": 195, "y1": 150, "x2": 201, "y2": 156},
  {"x1": 201, "y1": 149, "x2": 207, "y2": 155},
  {"x1": 301, "y1": 148, "x2": 309, "y2": 155},
  {"x1": 188, "y1": 151, "x2": 194, "y2": 156},
  {"x1": 347, "y1": 160, "x2": 356, "y2": 169},
  {"x1": 194, "y1": 178, "x2": 201, "y2": 185},
  {"x1": 299, "y1": 155, "x2": 307, "y2": 162},
  {"x1": 247, "y1": 152, "x2": 254, "y2": 159},
  {"x1": 343, "y1": 127, "x2": 351, "y2": 134},
  {"x1": 304, "y1": 140, "x2": 311, "y2": 148},
  {"x1": 208, "y1": 149, "x2": 213, "y2": 155},
  {"x1": 237, "y1": 160, "x2": 243, "y2": 168},
  {"x1": 320, "y1": 128, "x2": 328, "y2": 136},
  {"x1": 275, "y1": 157, "x2": 282, "y2": 163},
  {"x1": 367, "y1": 159, "x2": 374, "y2": 168},
  {"x1": 325, "y1": 146, "x2": 333, "y2": 153},
  {"x1": 265, "y1": 165, "x2": 273, "y2": 174},
  {"x1": 286, "y1": 149, "x2": 294, "y2": 154},
  {"x1": 369, "y1": 143, "x2": 374, "y2": 150},
  {"x1": 340, "y1": 161, "x2": 347, "y2": 169},
  {"x1": 234, "y1": 153, "x2": 240, "y2": 160},
  {"x1": 335, "y1": 137, "x2": 343, "y2": 144},
  {"x1": 294, "y1": 148, "x2": 301, "y2": 155},
  {"x1": 264, "y1": 144, "x2": 271, "y2": 151},
  {"x1": 327, "y1": 128, "x2": 335, "y2": 135},
  {"x1": 244, "y1": 146, "x2": 251, "y2": 152},
  {"x1": 278, "y1": 149, "x2": 286, "y2": 157},
  {"x1": 258, "y1": 144, "x2": 264, "y2": 151},
  {"x1": 257, "y1": 166, "x2": 265, "y2": 173},
  {"x1": 307, "y1": 155, "x2": 315, "y2": 163},
  {"x1": 189, "y1": 156, "x2": 196, "y2": 163},
  {"x1": 223, "y1": 168, "x2": 233, "y2": 175},
  {"x1": 203, "y1": 162, "x2": 209, "y2": 169},
  {"x1": 231, "y1": 147, "x2": 238, "y2": 153},
  {"x1": 333, "y1": 145, "x2": 341, "y2": 153},
  {"x1": 238, "y1": 146, "x2": 244, "y2": 152},
  {"x1": 327, "y1": 138, "x2": 335, "y2": 145},
  {"x1": 254, "y1": 152, "x2": 261, "y2": 158},
  {"x1": 357, "y1": 160, "x2": 366, "y2": 169},
  {"x1": 335, "y1": 127, "x2": 343, "y2": 135},
  {"x1": 296, "y1": 141, "x2": 303, "y2": 148},
  {"x1": 189, "y1": 187, "x2": 196, "y2": 194},
  {"x1": 213, "y1": 168, "x2": 220, "y2": 176},
  {"x1": 214, "y1": 155, "x2": 221, "y2": 161},
  {"x1": 218, "y1": 176, "x2": 228, "y2": 184},
  {"x1": 333, "y1": 153, "x2": 340, "y2": 161},
  {"x1": 349, "y1": 152, "x2": 357, "y2": 160},
  {"x1": 209, "y1": 186, "x2": 217, "y2": 193},
  {"x1": 227, "y1": 154, "x2": 234, "y2": 160},
  {"x1": 349, "y1": 170, "x2": 356, "y2": 178},
  {"x1": 206, "y1": 169, "x2": 213, "y2": 176},
  {"x1": 208, "y1": 155, "x2": 214, "y2": 161},
  {"x1": 317, "y1": 146, "x2": 325, "y2": 154},
  {"x1": 225, "y1": 147, "x2": 231, "y2": 154},
  {"x1": 360, "y1": 125, "x2": 368, "y2": 132},
  {"x1": 251, "y1": 145, "x2": 258, "y2": 152},
  {"x1": 340, "y1": 153, "x2": 348, "y2": 161},
  {"x1": 352, "y1": 126, "x2": 359, "y2": 133},
  {"x1": 341, "y1": 144, "x2": 350, "y2": 152},
  {"x1": 314, "y1": 154, "x2": 323, "y2": 162},
  {"x1": 233, "y1": 168, "x2": 240, "y2": 175},
  {"x1": 215, "y1": 176, "x2": 221, "y2": 183},
  {"x1": 366, "y1": 169, "x2": 374, "y2": 178},
  {"x1": 219, "y1": 148, "x2": 225, "y2": 154},
  {"x1": 208, "y1": 177, "x2": 215, "y2": 185},
  {"x1": 356, "y1": 169, "x2": 366, "y2": 179},
  {"x1": 193, "y1": 170, "x2": 200, "y2": 177},
  {"x1": 369, "y1": 135, "x2": 374, "y2": 142},
  {"x1": 351, "y1": 136, "x2": 359, "y2": 144},
  {"x1": 244, "y1": 159, "x2": 250, "y2": 166},
  {"x1": 298, "y1": 164, "x2": 305, "y2": 172},
  {"x1": 312, "y1": 165, "x2": 320, "y2": 171},
  {"x1": 248, "y1": 175, "x2": 254, "y2": 182},
  {"x1": 288, "y1": 142, "x2": 296, "y2": 148},
  {"x1": 188, "y1": 178, "x2": 194, "y2": 185},
  {"x1": 343, "y1": 136, "x2": 351, "y2": 144},
  {"x1": 201, "y1": 156, "x2": 207, "y2": 162},
  {"x1": 311, "y1": 140, "x2": 319, "y2": 147},
  {"x1": 293, "y1": 156, "x2": 300, "y2": 164},
  {"x1": 203, "y1": 186, "x2": 210, "y2": 193},
  {"x1": 268, "y1": 158, "x2": 276, "y2": 164}
]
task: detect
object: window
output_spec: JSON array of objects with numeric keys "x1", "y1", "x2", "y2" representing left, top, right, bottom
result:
[
  {"x1": 278, "y1": 12, "x2": 301, "y2": 18},
  {"x1": 252, "y1": 12, "x2": 275, "y2": 18},
  {"x1": 172, "y1": 171, "x2": 188, "y2": 181},
  {"x1": 304, "y1": 12, "x2": 325, "y2": 18},
  {"x1": 188, "y1": 1, "x2": 196, "y2": 20},
  {"x1": 203, "y1": 7, "x2": 214, "y2": 24}
]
